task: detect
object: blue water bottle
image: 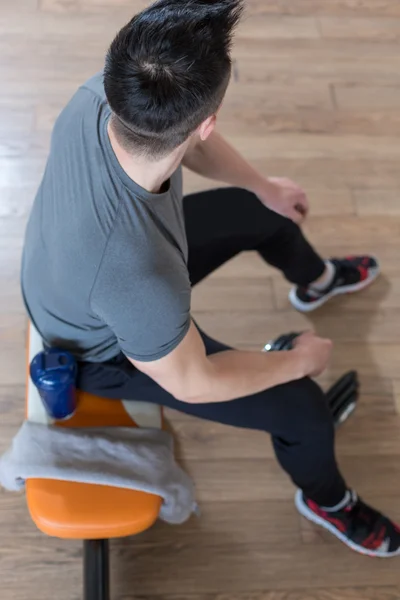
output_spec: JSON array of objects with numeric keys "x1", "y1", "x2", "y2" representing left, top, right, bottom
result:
[{"x1": 30, "y1": 348, "x2": 78, "y2": 420}]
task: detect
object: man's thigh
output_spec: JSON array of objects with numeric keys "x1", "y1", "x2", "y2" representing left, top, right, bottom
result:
[
  {"x1": 183, "y1": 187, "x2": 287, "y2": 247},
  {"x1": 77, "y1": 329, "x2": 327, "y2": 435},
  {"x1": 183, "y1": 187, "x2": 292, "y2": 285},
  {"x1": 77, "y1": 327, "x2": 230, "y2": 402}
]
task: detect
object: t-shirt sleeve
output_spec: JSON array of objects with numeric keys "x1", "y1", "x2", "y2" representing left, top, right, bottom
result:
[{"x1": 90, "y1": 227, "x2": 191, "y2": 362}]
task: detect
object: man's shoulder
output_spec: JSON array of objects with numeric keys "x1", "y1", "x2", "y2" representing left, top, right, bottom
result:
[
  {"x1": 79, "y1": 72, "x2": 107, "y2": 102},
  {"x1": 53, "y1": 72, "x2": 107, "y2": 136}
]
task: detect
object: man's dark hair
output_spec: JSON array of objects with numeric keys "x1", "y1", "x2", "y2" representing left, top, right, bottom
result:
[{"x1": 104, "y1": 0, "x2": 243, "y2": 159}]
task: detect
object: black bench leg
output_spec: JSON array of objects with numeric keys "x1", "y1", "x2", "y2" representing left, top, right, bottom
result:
[{"x1": 84, "y1": 539, "x2": 110, "y2": 600}]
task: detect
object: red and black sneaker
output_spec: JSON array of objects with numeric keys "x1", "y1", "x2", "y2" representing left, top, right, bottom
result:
[
  {"x1": 289, "y1": 255, "x2": 380, "y2": 313},
  {"x1": 295, "y1": 490, "x2": 400, "y2": 557}
]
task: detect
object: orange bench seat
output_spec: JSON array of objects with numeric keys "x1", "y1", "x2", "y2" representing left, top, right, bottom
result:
[{"x1": 26, "y1": 324, "x2": 162, "y2": 540}]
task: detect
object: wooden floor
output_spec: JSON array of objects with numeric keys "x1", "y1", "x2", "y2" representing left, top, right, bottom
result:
[{"x1": 2, "y1": 0, "x2": 400, "y2": 598}]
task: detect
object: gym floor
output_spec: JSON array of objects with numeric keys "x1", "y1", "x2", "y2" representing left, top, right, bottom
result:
[{"x1": 2, "y1": 1, "x2": 400, "y2": 599}]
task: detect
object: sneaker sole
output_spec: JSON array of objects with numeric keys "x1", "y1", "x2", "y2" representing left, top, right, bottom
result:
[
  {"x1": 295, "y1": 490, "x2": 400, "y2": 558},
  {"x1": 289, "y1": 264, "x2": 380, "y2": 313}
]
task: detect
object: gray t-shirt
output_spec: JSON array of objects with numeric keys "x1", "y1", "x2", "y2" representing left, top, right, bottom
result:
[{"x1": 21, "y1": 73, "x2": 191, "y2": 362}]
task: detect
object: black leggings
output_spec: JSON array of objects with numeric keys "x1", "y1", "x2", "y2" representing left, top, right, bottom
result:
[
  {"x1": 78, "y1": 188, "x2": 347, "y2": 507},
  {"x1": 184, "y1": 187, "x2": 325, "y2": 287}
]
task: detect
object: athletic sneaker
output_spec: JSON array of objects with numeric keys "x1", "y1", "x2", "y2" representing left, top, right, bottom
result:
[
  {"x1": 295, "y1": 490, "x2": 400, "y2": 557},
  {"x1": 289, "y1": 256, "x2": 380, "y2": 313}
]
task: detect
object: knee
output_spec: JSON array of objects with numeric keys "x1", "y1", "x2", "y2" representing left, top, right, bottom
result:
[
  {"x1": 269, "y1": 377, "x2": 334, "y2": 440},
  {"x1": 273, "y1": 217, "x2": 303, "y2": 249}
]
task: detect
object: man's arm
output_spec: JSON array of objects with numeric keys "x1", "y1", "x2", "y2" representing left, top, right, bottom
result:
[
  {"x1": 182, "y1": 131, "x2": 309, "y2": 224},
  {"x1": 128, "y1": 321, "x2": 332, "y2": 404},
  {"x1": 183, "y1": 130, "x2": 269, "y2": 195}
]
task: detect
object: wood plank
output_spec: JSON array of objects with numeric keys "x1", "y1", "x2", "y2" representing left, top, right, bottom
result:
[
  {"x1": 336, "y1": 415, "x2": 400, "y2": 456},
  {"x1": 183, "y1": 458, "x2": 292, "y2": 503},
  {"x1": 303, "y1": 188, "x2": 355, "y2": 216},
  {"x1": 0, "y1": 70, "x2": 99, "y2": 98},
  {"x1": 183, "y1": 455, "x2": 400, "y2": 503},
  {"x1": 235, "y1": 57, "x2": 400, "y2": 87},
  {"x1": 391, "y1": 380, "x2": 400, "y2": 415},
  {"x1": 0, "y1": 9, "x2": 126, "y2": 37},
  {"x1": 0, "y1": 70, "x2": 92, "y2": 101},
  {"x1": 0, "y1": 530, "x2": 82, "y2": 600},
  {"x1": 119, "y1": 589, "x2": 400, "y2": 600},
  {"x1": 111, "y1": 539, "x2": 400, "y2": 596},
  {"x1": 166, "y1": 418, "x2": 273, "y2": 461},
  {"x1": 0, "y1": 386, "x2": 25, "y2": 452},
  {"x1": 353, "y1": 189, "x2": 400, "y2": 216},
  {"x1": 0, "y1": 186, "x2": 35, "y2": 218},
  {"x1": 0, "y1": 133, "x2": 50, "y2": 160},
  {"x1": 193, "y1": 307, "x2": 400, "y2": 346},
  {"x1": 166, "y1": 413, "x2": 400, "y2": 461},
  {"x1": 201, "y1": 252, "x2": 277, "y2": 280},
  {"x1": 191, "y1": 277, "x2": 275, "y2": 312},
  {"x1": 233, "y1": 39, "x2": 400, "y2": 62},
  {"x1": 183, "y1": 171, "x2": 229, "y2": 195},
  {"x1": 223, "y1": 81, "x2": 333, "y2": 114},
  {"x1": 334, "y1": 84, "x2": 400, "y2": 110},
  {"x1": 319, "y1": 16, "x2": 400, "y2": 41},
  {"x1": 228, "y1": 134, "x2": 400, "y2": 161},
  {"x1": 0, "y1": 214, "x2": 30, "y2": 240},
  {"x1": 238, "y1": 15, "x2": 320, "y2": 40},
  {"x1": 0, "y1": 36, "x2": 105, "y2": 62},
  {"x1": 304, "y1": 215, "x2": 400, "y2": 245},
  {"x1": 219, "y1": 109, "x2": 400, "y2": 137},
  {"x1": 39, "y1": 0, "x2": 81, "y2": 12},
  {"x1": 82, "y1": 0, "x2": 147, "y2": 6},
  {"x1": 2, "y1": 0, "x2": 38, "y2": 12},
  {"x1": 0, "y1": 282, "x2": 24, "y2": 316},
  {"x1": 0, "y1": 103, "x2": 35, "y2": 136},
  {"x1": 0, "y1": 384, "x2": 25, "y2": 412},
  {"x1": 0, "y1": 158, "x2": 46, "y2": 187},
  {"x1": 268, "y1": 0, "x2": 400, "y2": 18},
  {"x1": 0, "y1": 325, "x2": 26, "y2": 386},
  {"x1": 135, "y1": 500, "x2": 301, "y2": 549},
  {"x1": 313, "y1": 342, "x2": 400, "y2": 381},
  {"x1": 250, "y1": 158, "x2": 400, "y2": 189},
  {"x1": 40, "y1": 0, "x2": 146, "y2": 13}
]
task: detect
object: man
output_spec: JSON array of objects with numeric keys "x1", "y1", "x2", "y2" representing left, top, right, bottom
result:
[{"x1": 21, "y1": 0, "x2": 400, "y2": 556}]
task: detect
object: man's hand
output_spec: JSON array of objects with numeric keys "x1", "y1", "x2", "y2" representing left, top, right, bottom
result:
[
  {"x1": 292, "y1": 331, "x2": 333, "y2": 377},
  {"x1": 255, "y1": 177, "x2": 309, "y2": 224}
]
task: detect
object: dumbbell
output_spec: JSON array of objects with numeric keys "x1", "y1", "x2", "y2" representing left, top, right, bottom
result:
[{"x1": 263, "y1": 332, "x2": 359, "y2": 427}]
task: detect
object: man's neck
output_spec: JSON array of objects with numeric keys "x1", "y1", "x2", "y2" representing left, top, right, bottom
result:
[{"x1": 107, "y1": 121, "x2": 185, "y2": 194}]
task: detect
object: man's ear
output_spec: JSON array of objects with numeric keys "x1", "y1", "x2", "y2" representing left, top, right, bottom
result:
[{"x1": 198, "y1": 114, "x2": 217, "y2": 142}]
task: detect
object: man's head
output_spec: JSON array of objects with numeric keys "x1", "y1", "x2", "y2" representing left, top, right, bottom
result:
[{"x1": 104, "y1": 0, "x2": 243, "y2": 160}]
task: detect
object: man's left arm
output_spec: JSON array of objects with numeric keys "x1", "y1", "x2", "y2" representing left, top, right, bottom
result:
[{"x1": 182, "y1": 131, "x2": 309, "y2": 224}]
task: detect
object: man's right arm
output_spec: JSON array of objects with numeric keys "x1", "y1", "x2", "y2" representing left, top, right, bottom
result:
[{"x1": 128, "y1": 321, "x2": 332, "y2": 404}]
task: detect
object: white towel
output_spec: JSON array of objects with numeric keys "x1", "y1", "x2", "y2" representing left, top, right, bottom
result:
[{"x1": 0, "y1": 421, "x2": 196, "y2": 525}]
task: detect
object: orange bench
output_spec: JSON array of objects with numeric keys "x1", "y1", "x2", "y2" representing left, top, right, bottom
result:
[{"x1": 26, "y1": 323, "x2": 163, "y2": 600}]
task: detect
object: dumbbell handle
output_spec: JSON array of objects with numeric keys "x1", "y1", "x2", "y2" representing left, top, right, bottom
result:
[
  {"x1": 263, "y1": 332, "x2": 301, "y2": 352},
  {"x1": 263, "y1": 333, "x2": 359, "y2": 427}
]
